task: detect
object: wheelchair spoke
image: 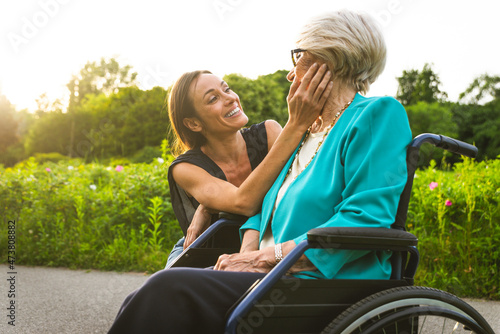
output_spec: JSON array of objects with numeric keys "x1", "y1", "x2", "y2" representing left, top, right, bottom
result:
[
  {"x1": 322, "y1": 287, "x2": 493, "y2": 334},
  {"x1": 417, "y1": 315, "x2": 478, "y2": 334},
  {"x1": 419, "y1": 315, "x2": 426, "y2": 334}
]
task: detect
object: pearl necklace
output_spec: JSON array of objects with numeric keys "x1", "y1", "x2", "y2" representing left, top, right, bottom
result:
[{"x1": 284, "y1": 98, "x2": 354, "y2": 181}]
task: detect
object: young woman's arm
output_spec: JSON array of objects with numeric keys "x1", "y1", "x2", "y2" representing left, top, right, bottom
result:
[
  {"x1": 183, "y1": 204, "x2": 214, "y2": 249},
  {"x1": 172, "y1": 64, "x2": 333, "y2": 216},
  {"x1": 182, "y1": 120, "x2": 281, "y2": 249}
]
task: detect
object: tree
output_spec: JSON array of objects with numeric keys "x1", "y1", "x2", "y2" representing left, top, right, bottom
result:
[
  {"x1": 61, "y1": 86, "x2": 169, "y2": 160},
  {"x1": 406, "y1": 101, "x2": 458, "y2": 165},
  {"x1": 35, "y1": 93, "x2": 63, "y2": 118},
  {"x1": 406, "y1": 102, "x2": 457, "y2": 138},
  {"x1": 451, "y1": 74, "x2": 500, "y2": 160},
  {"x1": 67, "y1": 57, "x2": 138, "y2": 112},
  {"x1": 66, "y1": 58, "x2": 138, "y2": 157},
  {"x1": 224, "y1": 70, "x2": 291, "y2": 126},
  {"x1": 451, "y1": 100, "x2": 500, "y2": 160},
  {"x1": 0, "y1": 95, "x2": 19, "y2": 153},
  {"x1": 396, "y1": 63, "x2": 448, "y2": 106},
  {"x1": 24, "y1": 110, "x2": 73, "y2": 156},
  {"x1": 459, "y1": 74, "x2": 500, "y2": 104}
]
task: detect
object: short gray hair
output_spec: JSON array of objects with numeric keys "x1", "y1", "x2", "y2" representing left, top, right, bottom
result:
[{"x1": 296, "y1": 10, "x2": 386, "y2": 94}]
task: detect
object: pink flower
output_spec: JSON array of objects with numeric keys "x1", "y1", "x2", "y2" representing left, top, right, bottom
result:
[
  {"x1": 445, "y1": 200, "x2": 452, "y2": 207},
  {"x1": 45, "y1": 168, "x2": 51, "y2": 172},
  {"x1": 429, "y1": 182, "x2": 438, "y2": 190},
  {"x1": 115, "y1": 165, "x2": 124, "y2": 172}
]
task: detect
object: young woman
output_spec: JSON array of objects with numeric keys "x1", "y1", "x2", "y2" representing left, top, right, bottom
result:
[{"x1": 165, "y1": 65, "x2": 333, "y2": 265}]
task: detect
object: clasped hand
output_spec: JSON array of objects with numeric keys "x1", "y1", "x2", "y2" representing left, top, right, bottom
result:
[{"x1": 214, "y1": 248, "x2": 275, "y2": 273}]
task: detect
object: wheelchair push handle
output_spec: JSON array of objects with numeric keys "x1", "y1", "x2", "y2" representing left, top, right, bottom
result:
[{"x1": 411, "y1": 133, "x2": 478, "y2": 158}]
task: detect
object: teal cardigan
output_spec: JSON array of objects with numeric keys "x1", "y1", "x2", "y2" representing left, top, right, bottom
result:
[{"x1": 240, "y1": 93, "x2": 412, "y2": 279}]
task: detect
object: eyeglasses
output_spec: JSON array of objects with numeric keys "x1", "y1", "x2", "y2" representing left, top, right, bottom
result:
[{"x1": 291, "y1": 48, "x2": 307, "y2": 67}]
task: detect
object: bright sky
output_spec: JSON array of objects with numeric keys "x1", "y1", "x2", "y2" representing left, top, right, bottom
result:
[{"x1": 1, "y1": 0, "x2": 499, "y2": 112}]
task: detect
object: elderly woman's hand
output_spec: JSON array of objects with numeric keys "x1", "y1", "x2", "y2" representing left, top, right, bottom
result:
[
  {"x1": 214, "y1": 247, "x2": 275, "y2": 273},
  {"x1": 214, "y1": 240, "x2": 318, "y2": 273}
]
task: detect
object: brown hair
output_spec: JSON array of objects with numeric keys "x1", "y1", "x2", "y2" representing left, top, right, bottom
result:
[{"x1": 168, "y1": 70, "x2": 211, "y2": 156}]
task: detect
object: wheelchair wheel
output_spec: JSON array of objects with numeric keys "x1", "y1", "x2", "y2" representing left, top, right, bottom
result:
[{"x1": 321, "y1": 286, "x2": 494, "y2": 334}]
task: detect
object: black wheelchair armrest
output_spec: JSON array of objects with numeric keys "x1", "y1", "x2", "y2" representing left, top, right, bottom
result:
[
  {"x1": 307, "y1": 227, "x2": 419, "y2": 281},
  {"x1": 307, "y1": 227, "x2": 418, "y2": 251}
]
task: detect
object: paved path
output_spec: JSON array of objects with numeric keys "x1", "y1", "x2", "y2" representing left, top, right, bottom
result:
[
  {"x1": 0, "y1": 265, "x2": 149, "y2": 334},
  {"x1": 0, "y1": 265, "x2": 499, "y2": 333}
]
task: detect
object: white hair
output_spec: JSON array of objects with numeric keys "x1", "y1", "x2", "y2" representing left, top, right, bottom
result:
[{"x1": 296, "y1": 10, "x2": 387, "y2": 94}]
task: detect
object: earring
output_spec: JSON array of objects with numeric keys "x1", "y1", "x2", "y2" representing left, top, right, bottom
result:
[{"x1": 315, "y1": 115, "x2": 324, "y2": 131}]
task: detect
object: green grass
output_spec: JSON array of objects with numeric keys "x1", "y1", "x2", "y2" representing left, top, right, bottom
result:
[{"x1": 1, "y1": 156, "x2": 499, "y2": 299}]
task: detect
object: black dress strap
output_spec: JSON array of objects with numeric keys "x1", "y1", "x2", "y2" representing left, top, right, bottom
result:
[
  {"x1": 241, "y1": 122, "x2": 268, "y2": 170},
  {"x1": 169, "y1": 149, "x2": 227, "y2": 181}
]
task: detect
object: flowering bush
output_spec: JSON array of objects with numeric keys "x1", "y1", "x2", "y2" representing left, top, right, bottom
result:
[
  {"x1": 0, "y1": 156, "x2": 180, "y2": 273},
  {"x1": 409, "y1": 158, "x2": 500, "y2": 299},
  {"x1": 0, "y1": 156, "x2": 498, "y2": 299}
]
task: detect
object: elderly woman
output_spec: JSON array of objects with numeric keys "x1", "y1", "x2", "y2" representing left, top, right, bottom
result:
[{"x1": 108, "y1": 9, "x2": 411, "y2": 334}]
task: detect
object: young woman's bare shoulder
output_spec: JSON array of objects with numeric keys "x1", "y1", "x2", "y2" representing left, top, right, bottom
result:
[{"x1": 264, "y1": 120, "x2": 282, "y2": 151}]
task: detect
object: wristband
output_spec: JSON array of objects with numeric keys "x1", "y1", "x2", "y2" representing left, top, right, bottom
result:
[{"x1": 275, "y1": 243, "x2": 283, "y2": 264}]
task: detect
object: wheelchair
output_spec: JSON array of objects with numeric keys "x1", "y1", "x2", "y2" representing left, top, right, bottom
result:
[{"x1": 167, "y1": 133, "x2": 495, "y2": 334}]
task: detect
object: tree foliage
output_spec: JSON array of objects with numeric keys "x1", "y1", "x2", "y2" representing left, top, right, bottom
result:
[
  {"x1": 224, "y1": 70, "x2": 291, "y2": 126},
  {"x1": 396, "y1": 63, "x2": 448, "y2": 106},
  {"x1": 451, "y1": 99, "x2": 500, "y2": 160},
  {"x1": 0, "y1": 96, "x2": 36, "y2": 167},
  {"x1": 450, "y1": 74, "x2": 500, "y2": 160},
  {"x1": 67, "y1": 57, "x2": 138, "y2": 112},
  {"x1": 1, "y1": 60, "x2": 499, "y2": 167},
  {"x1": 405, "y1": 102, "x2": 457, "y2": 138},
  {"x1": 405, "y1": 101, "x2": 459, "y2": 165},
  {"x1": 0, "y1": 95, "x2": 18, "y2": 153},
  {"x1": 394, "y1": 64, "x2": 500, "y2": 161},
  {"x1": 24, "y1": 86, "x2": 168, "y2": 162},
  {"x1": 459, "y1": 74, "x2": 500, "y2": 104}
]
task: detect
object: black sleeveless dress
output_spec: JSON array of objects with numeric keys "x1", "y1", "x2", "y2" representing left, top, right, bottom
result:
[{"x1": 167, "y1": 122, "x2": 269, "y2": 235}]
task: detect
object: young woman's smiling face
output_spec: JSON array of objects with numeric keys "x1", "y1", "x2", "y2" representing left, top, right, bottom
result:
[{"x1": 188, "y1": 73, "x2": 248, "y2": 135}]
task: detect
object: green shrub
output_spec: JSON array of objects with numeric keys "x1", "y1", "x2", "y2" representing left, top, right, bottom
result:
[
  {"x1": 130, "y1": 145, "x2": 162, "y2": 164},
  {"x1": 108, "y1": 157, "x2": 132, "y2": 167},
  {"x1": 0, "y1": 156, "x2": 498, "y2": 299},
  {"x1": 0, "y1": 157, "x2": 180, "y2": 273},
  {"x1": 408, "y1": 158, "x2": 500, "y2": 299},
  {"x1": 32, "y1": 152, "x2": 70, "y2": 164}
]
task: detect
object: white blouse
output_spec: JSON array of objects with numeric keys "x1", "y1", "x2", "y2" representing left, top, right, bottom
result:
[{"x1": 259, "y1": 129, "x2": 328, "y2": 249}]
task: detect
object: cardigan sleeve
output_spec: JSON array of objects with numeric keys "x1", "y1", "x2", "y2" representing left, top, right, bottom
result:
[
  {"x1": 292, "y1": 97, "x2": 412, "y2": 279},
  {"x1": 240, "y1": 212, "x2": 262, "y2": 240}
]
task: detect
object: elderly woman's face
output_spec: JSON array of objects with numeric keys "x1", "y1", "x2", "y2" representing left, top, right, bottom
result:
[{"x1": 287, "y1": 51, "x2": 316, "y2": 83}]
